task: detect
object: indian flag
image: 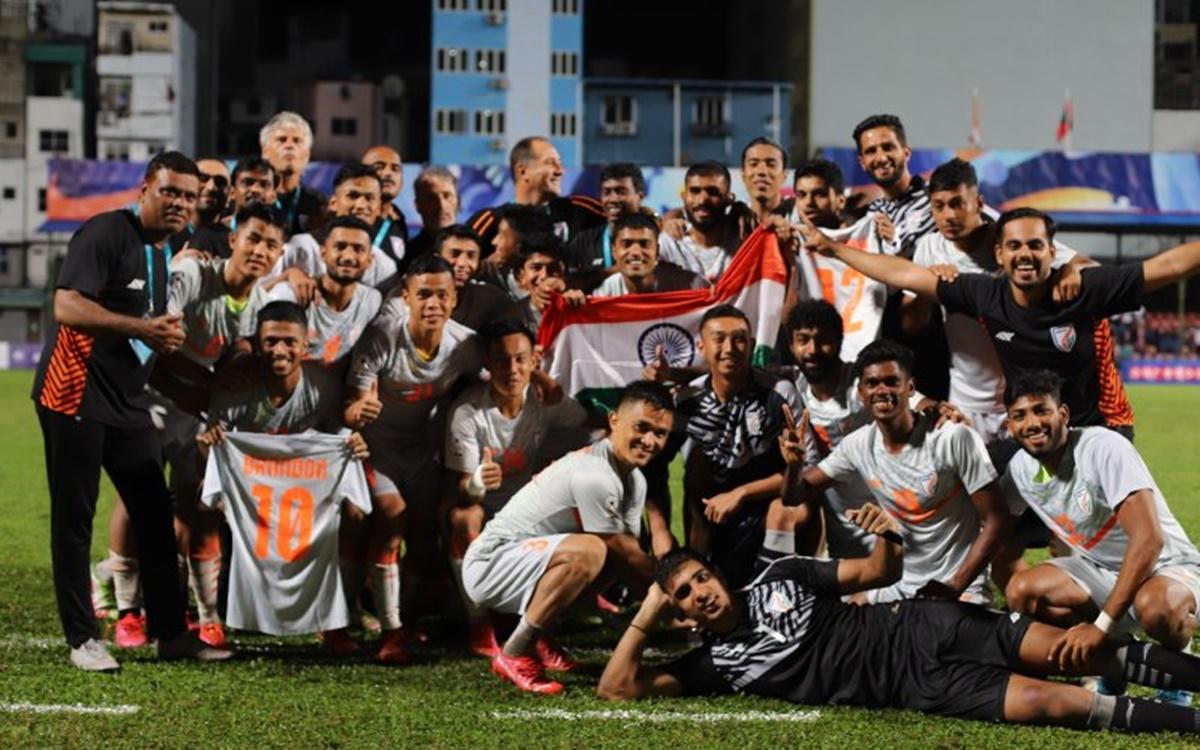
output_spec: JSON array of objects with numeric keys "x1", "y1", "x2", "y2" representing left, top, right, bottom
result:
[{"x1": 538, "y1": 228, "x2": 788, "y2": 411}]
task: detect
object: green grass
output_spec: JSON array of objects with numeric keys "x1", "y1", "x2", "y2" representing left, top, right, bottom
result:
[{"x1": 3, "y1": 371, "x2": 1200, "y2": 748}]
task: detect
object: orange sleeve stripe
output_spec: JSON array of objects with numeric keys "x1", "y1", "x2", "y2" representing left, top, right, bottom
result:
[
  {"x1": 38, "y1": 325, "x2": 93, "y2": 415},
  {"x1": 1093, "y1": 319, "x2": 1134, "y2": 427},
  {"x1": 470, "y1": 211, "x2": 496, "y2": 235}
]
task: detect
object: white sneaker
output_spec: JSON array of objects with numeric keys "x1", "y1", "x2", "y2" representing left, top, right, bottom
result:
[
  {"x1": 69, "y1": 638, "x2": 120, "y2": 672},
  {"x1": 156, "y1": 630, "x2": 233, "y2": 662}
]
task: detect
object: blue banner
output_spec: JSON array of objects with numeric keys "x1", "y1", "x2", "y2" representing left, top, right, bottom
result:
[{"x1": 1120, "y1": 359, "x2": 1200, "y2": 384}]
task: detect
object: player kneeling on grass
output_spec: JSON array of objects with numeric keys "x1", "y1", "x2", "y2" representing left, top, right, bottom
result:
[
  {"x1": 462, "y1": 380, "x2": 672, "y2": 694},
  {"x1": 597, "y1": 516, "x2": 1200, "y2": 733},
  {"x1": 1001, "y1": 369, "x2": 1200, "y2": 706},
  {"x1": 443, "y1": 318, "x2": 587, "y2": 658}
]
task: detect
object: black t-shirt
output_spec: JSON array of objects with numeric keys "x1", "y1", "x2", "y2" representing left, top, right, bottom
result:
[
  {"x1": 32, "y1": 210, "x2": 171, "y2": 428},
  {"x1": 467, "y1": 195, "x2": 606, "y2": 257},
  {"x1": 662, "y1": 557, "x2": 901, "y2": 706},
  {"x1": 277, "y1": 184, "x2": 326, "y2": 236},
  {"x1": 407, "y1": 229, "x2": 435, "y2": 260},
  {"x1": 169, "y1": 223, "x2": 231, "y2": 258},
  {"x1": 451, "y1": 279, "x2": 520, "y2": 331},
  {"x1": 935, "y1": 265, "x2": 1142, "y2": 428}
]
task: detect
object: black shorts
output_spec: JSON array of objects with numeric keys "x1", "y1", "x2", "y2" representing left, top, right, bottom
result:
[{"x1": 893, "y1": 600, "x2": 1033, "y2": 722}]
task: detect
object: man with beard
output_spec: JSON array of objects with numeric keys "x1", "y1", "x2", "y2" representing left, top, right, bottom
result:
[
  {"x1": 33, "y1": 151, "x2": 230, "y2": 671},
  {"x1": 462, "y1": 380, "x2": 671, "y2": 694},
  {"x1": 260, "y1": 111, "x2": 325, "y2": 235},
  {"x1": 779, "y1": 339, "x2": 1010, "y2": 604},
  {"x1": 435, "y1": 224, "x2": 516, "y2": 331},
  {"x1": 409, "y1": 166, "x2": 461, "y2": 258},
  {"x1": 361, "y1": 145, "x2": 410, "y2": 268},
  {"x1": 444, "y1": 319, "x2": 586, "y2": 658},
  {"x1": 853, "y1": 114, "x2": 930, "y2": 256},
  {"x1": 467, "y1": 136, "x2": 605, "y2": 252},
  {"x1": 741, "y1": 137, "x2": 794, "y2": 226},
  {"x1": 1001, "y1": 370, "x2": 1200, "y2": 706},
  {"x1": 805, "y1": 208, "x2": 1200, "y2": 435},
  {"x1": 171, "y1": 158, "x2": 232, "y2": 257},
  {"x1": 779, "y1": 300, "x2": 961, "y2": 561},
  {"x1": 597, "y1": 546, "x2": 1200, "y2": 733},
  {"x1": 593, "y1": 213, "x2": 707, "y2": 296},
  {"x1": 275, "y1": 163, "x2": 399, "y2": 291},
  {"x1": 344, "y1": 255, "x2": 484, "y2": 664},
  {"x1": 657, "y1": 162, "x2": 744, "y2": 284},
  {"x1": 566, "y1": 162, "x2": 645, "y2": 290}
]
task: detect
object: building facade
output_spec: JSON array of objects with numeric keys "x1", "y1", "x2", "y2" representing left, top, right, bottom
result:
[
  {"x1": 96, "y1": 1, "x2": 195, "y2": 161},
  {"x1": 583, "y1": 78, "x2": 791, "y2": 167},
  {"x1": 430, "y1": 0, "x2": 583, "y2": 166}
]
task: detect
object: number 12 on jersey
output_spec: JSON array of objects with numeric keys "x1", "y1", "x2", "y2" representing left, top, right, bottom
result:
[{"x1": 251, "y1": 483, "x2": 314, "y2": 562}]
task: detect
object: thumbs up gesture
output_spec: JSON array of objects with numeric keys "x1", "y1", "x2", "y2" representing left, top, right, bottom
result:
[
  {"x1": 345, "y1": 380, "x2": 383, "y2": 429},
  {"x1": 479, "y1": 447, "x2": 503, "y2": 490},
  {"x1": 778, "y1": 402, "x2": 809, "y2": 466},
  {"x1": 642, "y1": 344, "x2": 672, "y2": 383}
]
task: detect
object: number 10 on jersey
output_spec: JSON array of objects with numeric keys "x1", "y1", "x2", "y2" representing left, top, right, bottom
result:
[{"x1": 251, "y1": 483, "x2": 314, "y2": 562}]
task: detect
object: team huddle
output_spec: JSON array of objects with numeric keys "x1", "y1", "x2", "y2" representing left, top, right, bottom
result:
[{"x1": 32, "y1": 109, "x2": 1200, "y2": 734}]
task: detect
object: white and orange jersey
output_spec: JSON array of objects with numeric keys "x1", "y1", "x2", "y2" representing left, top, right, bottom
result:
[
  {"x1": 201, "y1": 431, "x2": 371, "y2": 635},
  {"x1": 795, "y1": 214, "x2": 897, "y2": 362},
  {"x1": 268, "y1": 281, "x2": 382, "y2": 367},
  {"x1": 347, "y1": 299, "x2": 483, "y2": 461},
  {"x1": 470, "y1": 438, "x2": 645, "y2": 556},
  {"x1": 817, "y1": 414, "x2": 997, "y2": 600},
  {"x1": 444, "y1": 381, "x2": 587, "y2": 513},
  {"x1": 1003, "y1": 427, "x2": 1200, "y2": 572},
  {"x1": 275, "y1": 232, "x2": 399, "y2": 291},
  {"x1": 208, "y1": 361, "x2": 344, "y2": 435},
  {"x1": 167, "y1": 257, "x2": 271, "y2": 369}
]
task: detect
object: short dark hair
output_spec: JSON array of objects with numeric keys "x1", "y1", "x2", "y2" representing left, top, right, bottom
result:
[
  {"x1": 144, "y1": 150, "x2": 200, "y2": 182},
  {"x1": 995, "y1": 207, "x2": 1056, "y2": 245},
  {"x1": 741, "y1": 137, "x2": 788, "y2": 170},
  {"x1": 852, "y1": 114, "x2": 907, "y2": 152},
  {"x1": 332, "y1": 162, "x2": 382, "y2": 192},
  {"x1": 404, "y1": 253, "x2": 454, "y2": 280},
  {"x1": 480, "y1": 318, "x2": 536, "y2": 353},
  {"x1": 433, "y1": 224, "x2": 483, "y2": 256},
  {"x1": 509, "y1": 136, "x2": 550, "y2": 177},
  {"x1": 853, "y1": 339, "x2": 915, "y2": 380},
  {"x1": 613, "y1": 212, "x2": 659, "y2": 239},
  {"x1": 786, "y1": 299, "x2": 843, "y2": 342},
  {"x1": 321, "y1": 214, "x2": 372, "y2": 241},
  {"x1": 685, "y1": 160, "x2": 732, "y2": 187},
  {"x1": 516, "y1": 233, "x2": 566, "y2": 265},
  {"x1": 1005, "y1": 369, "x2": 1064, "y2": 407},
  {"x1": 793, "y1": 159, "x2": 845, "y2": 195},
  {"x1": 499, "y1": 204, "x2": 555, "y2": 245},
  {"x1": 231, "y1": 156, "x2": 278, "y2": 185},
  {"x1": 654, "y1": 548, "x2": 713, "y2": 591},
  {"x1": 600, "y1": 162, "x2": 646, "y2": 195},
  {"x1": 256, "y1": 300, "x2": 307, "y2": 332},
  {"x1": 928, "y1": 158, "x2": 978, "y2": 194},
  {"x1": 616, "y1": 379, "x2": 675, "y2": 414},
  {"x1": 700, "y1": 303, "x2": 751, "y2": 333},
  {"x1": 234, "y1": 202, "x2": 285, "y2": 232}
]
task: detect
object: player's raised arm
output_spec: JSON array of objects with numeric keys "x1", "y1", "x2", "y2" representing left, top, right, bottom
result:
[
  {"x1": 798, "y1": 211, "x2": 940, "y2": 298},
  {"x1": 834, "y1": 504, "x2": 903, "y2": 594},
  {"x1": 1140, "y1": 239, "x2": 1200, "y2": 294},
  {"x1": 779, "y1": 403, "x2": 834, "y2": 507},
  {"x1": 597, "y1": 584, "x2": 686, "y2": 701}
]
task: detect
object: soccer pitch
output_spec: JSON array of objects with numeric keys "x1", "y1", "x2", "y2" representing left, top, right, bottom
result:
[{"x1": 3, "y1": 370, "x2": 1200, "y2": 749}]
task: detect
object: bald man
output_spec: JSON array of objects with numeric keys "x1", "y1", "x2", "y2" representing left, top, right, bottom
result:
[{"x1": 362, "y1": 145, "x2": 411, "y2": 270}]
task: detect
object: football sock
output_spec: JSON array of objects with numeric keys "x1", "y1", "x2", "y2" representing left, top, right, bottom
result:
[
  {"x1": 368, "y1": 547, "x2": 401, "y2": 630},
  {"x1": 502, "y1": 616, "x2": 542, "y2": 658},
  {"x1": 109, "y1": 550, "x2": 142, "y2": 612},
  {"x1": 188, "y1": 555, "x2": 221, "y2": 625},
  {"x1": 756, "y1": 530, "x2": 795, "y2": 571},
  {"x1": 1089, "y1": 693, "x2": 1200, "y2": 732},
  {"x1": 1109, "y1": 642, "x2": 1200, "y2": 691}
]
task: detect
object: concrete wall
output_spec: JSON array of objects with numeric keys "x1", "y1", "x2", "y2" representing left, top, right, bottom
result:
[
  {"x1": 309, "y1": 81, "x2": 381, "y2": 161},
  {"x1": 809, "y1": 0, "x2": 1154, "y2": 151}
]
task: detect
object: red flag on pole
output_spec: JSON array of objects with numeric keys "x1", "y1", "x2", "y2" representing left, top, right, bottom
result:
[
  {"x1": 968, "y1": 87, "x2": 982, "y2": 147},
  {"x1": 1055, "y1": 90, "x2": 1074, "y2": 146}
]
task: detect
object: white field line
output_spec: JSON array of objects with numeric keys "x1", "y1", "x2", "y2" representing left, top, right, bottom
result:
[
  {"x1": 489, "y1": 708, "x2": 821, "y2": 724},
  {"x1": 0, "y1": 702, "x2": 139, "y2": 716}
]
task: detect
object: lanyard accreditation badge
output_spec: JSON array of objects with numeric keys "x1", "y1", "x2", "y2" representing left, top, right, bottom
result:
[{"x1": 130, "y1": 243, "x2": 173, "y2": 365}]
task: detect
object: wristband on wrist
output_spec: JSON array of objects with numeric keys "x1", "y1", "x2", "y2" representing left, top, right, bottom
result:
[
  {"x1": 629, "y1": 622, "x2": 652, "y2": 635},
  {"x1": 1094, "y1": 611, "x2": 1115, "y2": 634},
  {"x1": 465, "y1": 465, "x2": 487, "y2": 499}
]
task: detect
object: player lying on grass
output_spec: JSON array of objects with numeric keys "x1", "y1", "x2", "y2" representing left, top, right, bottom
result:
[
  {"x1": 597, "y1": 517, "x2": 1200, "y2": 732},
  {"x1": 1001, "y1": 369, "x2": 1200, "y2": 706},
  {"x1": 462, "y1": 380, "x2": 672, "y2": 695}
]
